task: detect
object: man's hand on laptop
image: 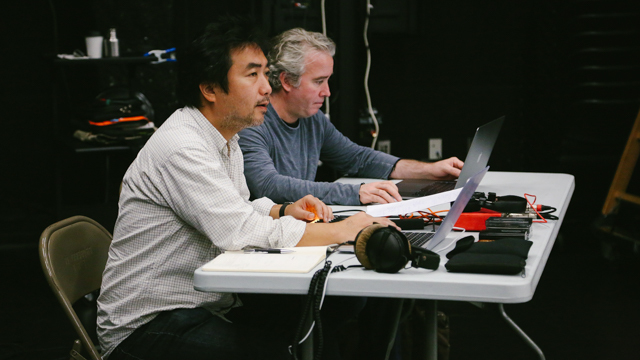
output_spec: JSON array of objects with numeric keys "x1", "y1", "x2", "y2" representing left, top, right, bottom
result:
[
  {"x1": 390, "y1": 158, "x2": 464, "y2": 180},
  {"x1": 359, "y1": 181, "x2": 403, "y2": 204},
  {"x1": 424, "y1": 157, "x2": 464, "y2": 180}
]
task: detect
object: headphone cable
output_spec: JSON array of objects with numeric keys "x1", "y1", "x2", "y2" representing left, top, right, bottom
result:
[{"x1": 290, "y1": 260, "x2": 333, "y2": 360}]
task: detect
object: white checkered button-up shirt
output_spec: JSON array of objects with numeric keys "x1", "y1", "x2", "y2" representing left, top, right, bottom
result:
[{"x1": 97, "y1": 107, "x2": 306, "y2": 358}]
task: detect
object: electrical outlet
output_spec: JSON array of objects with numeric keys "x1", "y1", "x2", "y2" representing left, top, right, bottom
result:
[
  {"x1": 429, "y1": 138, "x2": 442, "y2": 160},
  {"x1": 377, "y1": 140, "x2": 391, "y2": 154}
]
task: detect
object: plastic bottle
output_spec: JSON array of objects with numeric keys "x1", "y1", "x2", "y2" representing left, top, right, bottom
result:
[{"x1": 109, "y1": 28, "x2": 119, "y2": 57}]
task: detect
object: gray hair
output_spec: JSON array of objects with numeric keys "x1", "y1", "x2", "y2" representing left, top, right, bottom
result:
[{"x1": 268, "y1": 28, "x2": 336, "y2": 91}]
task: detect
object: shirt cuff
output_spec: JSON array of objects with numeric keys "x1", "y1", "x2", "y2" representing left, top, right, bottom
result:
[
  {"x1": 271, "y1": 217, "x2": 306, "y2": 248},
  {"x1": 387, "y1": 158, "x2": 402, "y2": 179},
  {"x1": 252, "y1": 196, "x2": 276, "y2": 215}
]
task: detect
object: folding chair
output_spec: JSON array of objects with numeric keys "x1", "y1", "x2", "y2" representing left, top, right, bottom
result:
[{"x1": 39, "y1": 216, "x2": 112, "y2": 360}]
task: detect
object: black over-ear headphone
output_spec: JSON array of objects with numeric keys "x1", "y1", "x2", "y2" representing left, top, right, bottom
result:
[{"x1": 354, "y1": 224, "x2": 440, "y2": 273}]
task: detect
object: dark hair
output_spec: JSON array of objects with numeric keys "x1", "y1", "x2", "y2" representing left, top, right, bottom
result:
[{"x1": 177, "y1": 16, "x2": 268, "y2": 108}]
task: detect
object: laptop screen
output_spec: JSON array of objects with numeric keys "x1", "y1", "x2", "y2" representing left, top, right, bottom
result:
[
  {"x1": 426, "y1": 166, "x2": 489, "y2": 252},
  {"x1": 454, "y1": 116, "x2": 504, "y2": 189}
]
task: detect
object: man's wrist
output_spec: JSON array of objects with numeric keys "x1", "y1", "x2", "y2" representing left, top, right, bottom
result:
[
  {"x1": 279, "y1": 202, "x2": 294, "y2": 218},
  {"x1": 388, "y1": 159, "x2": 401, "y2": 179}
]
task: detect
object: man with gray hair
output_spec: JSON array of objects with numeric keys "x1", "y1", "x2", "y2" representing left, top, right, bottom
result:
[{"x1": 239, "y1": 27, "x2": 463, "y2": 206}]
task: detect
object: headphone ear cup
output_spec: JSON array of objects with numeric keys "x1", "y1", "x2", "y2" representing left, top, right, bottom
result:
[
  {"x1": 354, "y1": 223, "x2": 386, "y2": 270},
  {"x1": 368, "y1": 227, "x2": 410, "y2": 273},
  {"x1": 355, "y1": 224, "x2": 411, "y2": 273}
]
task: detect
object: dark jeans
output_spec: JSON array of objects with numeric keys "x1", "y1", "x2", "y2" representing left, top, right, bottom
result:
[{"x1": 109, "y1": 294, "x2": 366, "y2": 360}]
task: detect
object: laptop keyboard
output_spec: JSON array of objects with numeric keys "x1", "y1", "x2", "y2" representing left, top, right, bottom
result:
[
  {"x1": 326, "y1": 215, "x2": 349, "y2": 223},
  {"x1": 411, "y1": 181, "x2": 456, "y2": 197},
  {"x1": 404, "y1": 231, "x2": 435, "y2": 247},
  {"x1": 325, "y1": 216, "x2": 434, "y2": 247}
]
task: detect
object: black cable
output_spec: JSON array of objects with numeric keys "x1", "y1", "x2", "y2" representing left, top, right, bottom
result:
[
  {"x1": 539, "y1": 212, "x2": 558, "y2": 220},
  {"x1": 536, "y1": 206, "x2": 558, "y2": 220},
  {"x1": 291, "y1": 261, "x2": 332, "y2": 360},
  {"x1": 312, "y1": 264, "x2": 331, "y2": 360},
  {"x1": 291, "y1": 270, "x2": 321, "y2": 359}
]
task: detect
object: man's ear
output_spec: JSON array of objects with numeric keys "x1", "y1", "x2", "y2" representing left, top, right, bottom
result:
[
  {"x1": 279, "y1": 72, "x2": 294, "y2": 92},
  {"x1": 199, "y1": 83, "x2": 217, "y2": 103}
]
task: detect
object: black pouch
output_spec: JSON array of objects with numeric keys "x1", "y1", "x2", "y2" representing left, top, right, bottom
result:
[
  {"x1": 446, "y1": 237, "x2": 532, "y2": 259},
  {"x1": 445, "y1": 253, "x2": 526, "y2": 275},
  {"x1": 444, "y1": 237, "x2": 532, "y2": 275}
]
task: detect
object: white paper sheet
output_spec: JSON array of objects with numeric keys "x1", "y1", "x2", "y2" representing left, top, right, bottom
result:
[{"x1": 365, "y1": 188, "x2": 461, "y2": 217}]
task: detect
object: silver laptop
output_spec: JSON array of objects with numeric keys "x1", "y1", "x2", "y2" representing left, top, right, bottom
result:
[
  {"x1": 397, "y1": 116, "x2": 504, "y2": 198},
  {"x1": 404, "y1": 166, "x2": 489, "y2": 252}
]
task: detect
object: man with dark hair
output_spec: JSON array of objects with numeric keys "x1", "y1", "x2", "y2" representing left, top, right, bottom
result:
[
  {"x1": 97, "y1": 17, "x2": 395, "y2": 360},
  {"x1": 176, "y1": 19, "x2": 268, "y2": 108},
  {"x1": 239, "y1": 28, "x2": 464, "y2": 206}
]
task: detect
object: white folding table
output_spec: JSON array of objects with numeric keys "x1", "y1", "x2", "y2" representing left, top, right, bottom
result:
[{"x1": 194, "y1": 171, "x2": 575, "y2": 360}]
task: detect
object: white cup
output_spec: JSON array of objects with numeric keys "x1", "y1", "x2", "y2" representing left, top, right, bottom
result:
[{"x1": 85, "y1": 35, "x2": 104, "y2": 58}]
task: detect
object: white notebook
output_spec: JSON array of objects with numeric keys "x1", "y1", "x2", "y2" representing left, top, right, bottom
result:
[{"x1": 201, "y1": 246, "x2": 331, "y2": 274}]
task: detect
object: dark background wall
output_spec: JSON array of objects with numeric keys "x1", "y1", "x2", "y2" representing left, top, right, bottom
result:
[
  {"x1": 2, "y1": 0, "x2": 640, "y2": 246},
  {"x1": 4, "y1": 0, "x2": 638, "y2": 245}
]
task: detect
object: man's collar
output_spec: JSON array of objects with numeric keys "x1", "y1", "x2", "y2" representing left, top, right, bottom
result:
[
  {"x1": 185, "y1": 106, "x2": 239, "y2": 154},
  {"x1": 268, "y1": 103, "x2": 299, "y2": 128}
]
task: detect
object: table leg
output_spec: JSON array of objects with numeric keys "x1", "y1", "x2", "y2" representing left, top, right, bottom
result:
[
  {"x1": 422, "y1": 300, "x2": 438, "y2": 360},
  {"x1": 408, "y1": 300, "x2": 440, "y2": 360},
  {"x1": 497, "y1": 303, "x2": 546, "y2": 360},
  {"x1": 382, "y1": 299, "x2": 404, "y2": 360}
]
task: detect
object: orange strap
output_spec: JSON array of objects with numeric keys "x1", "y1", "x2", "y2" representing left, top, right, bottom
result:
[{"x1": 89, "y1": 116, "x2": 148, "y2": 126}]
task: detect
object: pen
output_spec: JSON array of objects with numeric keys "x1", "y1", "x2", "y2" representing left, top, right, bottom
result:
[{"x1": 244, "y1": 249, "x2": 294, "y2": 254}]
